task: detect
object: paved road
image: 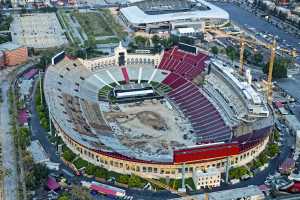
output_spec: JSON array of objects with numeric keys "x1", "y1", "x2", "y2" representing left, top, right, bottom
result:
[
  {"x1": 0, "y1": 81, "x2": 18, "y2": 200},
  {"x1": 277, "y1": 74, "x2": 300, "y2": 102}
]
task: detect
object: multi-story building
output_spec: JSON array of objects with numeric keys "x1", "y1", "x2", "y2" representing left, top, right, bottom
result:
[
  {"x1": 192, "y1": 167, "x2": 221, "y2": 189},
  {"x1": 0, "y1": 42, "x2": 28, "y2": 68}
]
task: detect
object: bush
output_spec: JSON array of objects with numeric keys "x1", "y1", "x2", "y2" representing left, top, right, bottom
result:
[
  {"x1": 85, "y1": 164, "x2": 97, "y2": 176},
  {"x1": 73, "y1": 158, "x2": 89, "y2": 170},
  {"x1": 128, "y1": 175, "x2": 143, "y2": 188},
  {"x1": 273, "y1": 130, "x2": 280, "y2": 142},
  {"x1": 19, "y1": 127, "x2": 31, "y2": 149},
  {"x1": 117, "y1": 175, "x2": 130, "y2": 184},
  {"x1": 95, "y1": 167, "x2": 108, "y2": 179},
  {"x1": 258, "y1": 152, "x2": 269, "y2": 164},
  {"x1": 266, "y1": 143, "x2": 279, "y2": 158},
  {"x1": 62, "y1": 148, "x2": 76, "y2": 162},
  {"x1": 25, "y1": 163, "x2": 49, "y2": 190},
  {"x1": 229, "y1": 166, "x2": 249, "y2": 180}
]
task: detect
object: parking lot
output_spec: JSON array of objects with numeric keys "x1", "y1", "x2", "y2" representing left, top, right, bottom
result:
[{"x1": 10, "y1": 13, "x2": 68, "y2": 49}]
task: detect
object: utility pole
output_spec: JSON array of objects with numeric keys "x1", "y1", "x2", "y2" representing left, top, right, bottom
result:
[
  {"x1": 48, "y1": 99, "x2": 52, "y2": 135},
  {"x1": 39, "y1": 70, "x2": 43, "y2": 106},
  {"x1": 225, "y1": 156, "x2": 230, "y2": 184},
  {"x1": 179, "y1": 163, "x2": 186, "y2": 193}
]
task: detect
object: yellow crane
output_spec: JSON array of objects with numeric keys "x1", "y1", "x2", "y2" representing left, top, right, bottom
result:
[{"x1": 207, "y1": 28, "x2": 298, "y2": 103}]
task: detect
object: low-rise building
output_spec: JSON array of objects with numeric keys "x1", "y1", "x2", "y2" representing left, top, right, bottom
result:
[
  {"x1": 172, "y1": 185, "x2": 265, "y2": 200},
  {"x1": 192, "y1": 167, "x2": 221, "y2": 189},
  {"x1": 0, "y1": 42, "x2": 28, "y2": 68},
  {"x1": 284, "y1": 114, "x2": 300, "y2": 135}
]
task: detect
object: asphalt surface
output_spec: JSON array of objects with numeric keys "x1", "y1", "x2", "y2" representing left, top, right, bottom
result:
[
  {"x1": 277, "y1": 74, "x2": 300, "y2": 102},
  {"x1": 215, "y1": 3, "x2": 300, "y2": 53},
  {"x1": 0, "y1": 81, "x2": 18, "y2": 200}
]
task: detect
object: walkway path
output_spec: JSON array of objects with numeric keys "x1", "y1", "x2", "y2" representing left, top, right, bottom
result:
[{"x1": 0, "y1": 81, "x2": 18, "y2": 200}]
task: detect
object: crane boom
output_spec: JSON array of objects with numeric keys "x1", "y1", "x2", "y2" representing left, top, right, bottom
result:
[
  {"x1": 267, "y1": 39, "x2": 277, "y2": 103},
  {"x1": 206, "y1": 28, "x2": 298, "y2": 104},
  {"x1": 239, "y1": 36, "x2": 245, "y2": 75}
]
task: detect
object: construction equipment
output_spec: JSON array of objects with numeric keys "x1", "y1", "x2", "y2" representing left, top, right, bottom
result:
[
  {"x1": 142, "y1": 177, "x2": 185, "y2": 198},
  {"x1": 207, "y1": 28, "x2": 298, "y2": 103},
  {"x1": 239, "y1": 35, "x2": 245, "y2": 75},
  {"x1": 141, "y1": 176, "x2": 200, "y2": 200}
]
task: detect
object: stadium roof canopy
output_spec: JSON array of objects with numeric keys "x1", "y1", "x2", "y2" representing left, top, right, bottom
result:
[{"x1": 120, "y1": 0, "x2": 229, "y2": 25}]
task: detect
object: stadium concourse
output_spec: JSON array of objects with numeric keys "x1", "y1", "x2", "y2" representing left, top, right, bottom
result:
[{"x1": 44, "y1": 42, "x2": 274, "y2": 181}]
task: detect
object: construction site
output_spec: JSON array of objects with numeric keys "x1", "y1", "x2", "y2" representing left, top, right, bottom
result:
[{"x1": 104, "y1": 99, "x2": 194, "y2": 157}]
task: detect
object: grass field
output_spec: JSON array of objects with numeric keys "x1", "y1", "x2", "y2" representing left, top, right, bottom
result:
[
  {"x1": 96, "y1": 37, "x2": 119, "y2": 44},
  {"x1": 72, "y1": 12, "x2": 114, "y2": 38},
  {"x1": 101, "y1": 9, "x2": 128, "y2": 39}
]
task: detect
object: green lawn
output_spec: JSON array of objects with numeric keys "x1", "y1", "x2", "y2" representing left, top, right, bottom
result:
[
  {"x1": 96, "y1": 37, "x2": 119, "y2": 44},
  {"x1": 72, "y1": 12, "x2": 114, "y2": 38},
  {"x1": 101, "y1": 9, "x2": 128, "y2": 39}
]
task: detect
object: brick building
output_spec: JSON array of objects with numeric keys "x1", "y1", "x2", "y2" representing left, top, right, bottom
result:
[{"x1": 0, "y1": 42, "x2": 28, "y2": 69}]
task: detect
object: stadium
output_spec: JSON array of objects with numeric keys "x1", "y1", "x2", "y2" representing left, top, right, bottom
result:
[
  {"x1": 44, "y1": 43, "x2": 274, "y2": 180},
  {"x1": 119, "y1": 0, "x2": 230, "y2": 32}
]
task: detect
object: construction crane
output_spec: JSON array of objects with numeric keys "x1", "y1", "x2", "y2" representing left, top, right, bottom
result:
[{"x1": 207, "y1": 28, "x2": 298, "y2": 103}]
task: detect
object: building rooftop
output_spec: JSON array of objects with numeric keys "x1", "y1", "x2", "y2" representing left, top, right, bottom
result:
[
  {"x1": 120, "y1": 0, "x2": 229, "y2": 24},
  {"x1": 172, "y1": 185, "x2": 264, "y2": 200},
  {"x1": 285, "y1": 114, "x2": 300, "y2": 132},
  {"x1": 177, "y1": 27, "x2": 195, "y2": 34},
  {"x1": 0, "y1": 42, "x2": 22, "y2": 51},
  {"x1": 27, "y1": 140, "x2": 50, "y2": 164}
]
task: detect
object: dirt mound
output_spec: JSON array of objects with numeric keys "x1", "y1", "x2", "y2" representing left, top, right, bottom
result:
[{"x1": 136, "y1": 111, "x2": 168, "y2": 130}]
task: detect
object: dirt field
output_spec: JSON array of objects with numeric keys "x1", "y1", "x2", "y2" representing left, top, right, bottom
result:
[{"x1": 104, "y1": 100, "x2": 195, "y2": 156}]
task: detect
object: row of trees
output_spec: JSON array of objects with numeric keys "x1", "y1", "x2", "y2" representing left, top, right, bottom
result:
[
  {"x1": 129, "y1": 35, "x2": 195, "y2": 53},
  {"x1": 8, "y1": 77, "x2": 50, "y2": 197},
  {"x1": 229, "y1": 166, "x2": 249, "y2": 180},
  {"x1": 230, "y1": 130, "x2": 280, "y2": 180},
  {"x1": 35, "y1": 80, "x2": 50, "y2": 130},
  {"x1": 58, "y1": 186, "x2": 94, "y2": 200},
  {"x1": 62, "y1": 146, "x2": 146, "y2": 188}
]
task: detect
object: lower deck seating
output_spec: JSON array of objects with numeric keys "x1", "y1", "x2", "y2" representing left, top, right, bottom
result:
[
  {"x1": 62, "y1": 93, "x2": 96, "y2": 138},
  {"x1": 80, "y1": 100, "x2": 113, "y2": 135},
  {"x1": 163, "y1": 73, "x2": 231, "y2": 143}
]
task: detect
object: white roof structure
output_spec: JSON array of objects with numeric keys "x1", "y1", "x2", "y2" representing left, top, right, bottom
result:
[
  {"x1": 27, "y1": 140, "x2": 50, "y2": 164},
  {"x1": 172, "y1": 185, "x2": 265, "y2": 200},
  {"x1": 120, "y1": 0, "x2": 229, "y2": 25},
  {"x1": 285, "y1": 114, "x2": 300, "y2": 133},
  {"x1": 177, "y1": 27, "x2": 196, "y2": 34}
]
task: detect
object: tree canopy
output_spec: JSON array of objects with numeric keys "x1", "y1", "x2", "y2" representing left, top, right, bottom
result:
[
  {"x1": 210, "y1": 46, "x2": 219, "y2": 56},
  {"x1": 263, "y1": 58, "x2": 290, "y2": 79}
]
